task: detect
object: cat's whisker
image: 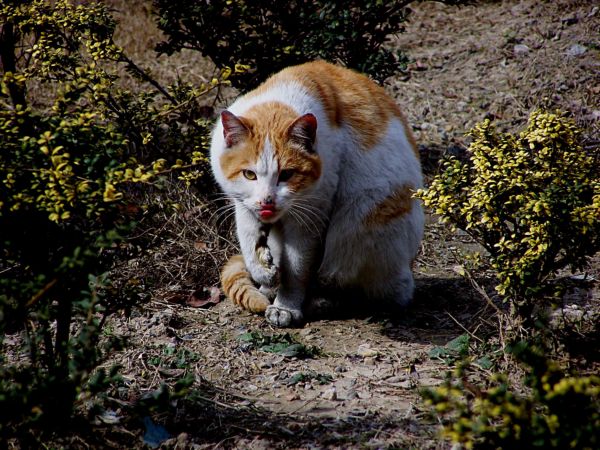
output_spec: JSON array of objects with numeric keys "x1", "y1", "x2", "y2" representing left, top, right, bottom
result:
[
  {"x1": 290, "y1": 201, "x2": 328, "y2": 229},
  {"x1": 219, "y1": 208, "x2": 237, "y2": 225},
  {"x1": 288, "y1": 208, "x2": 319, "y2": 236},
  {"x1": 212, "y1": 204, "x2": 236, "y2": 223},
  {"x1": 291, "y1": 207, "x2": 326, "y2": 232},
  {"x1": 210, "y1": 202, "x2": 235, "y2": 216},
  {"x1": 291, "y1": 201, "x2": 327, "y2": 224},
  {"x1": 289, "y1": 201, "x2": 326, "y2": 235}
]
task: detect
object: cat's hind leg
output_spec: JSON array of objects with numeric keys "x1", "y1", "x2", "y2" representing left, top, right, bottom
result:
[{"x1": 363, "y1": 264, "x2": 415, "y2": 309}]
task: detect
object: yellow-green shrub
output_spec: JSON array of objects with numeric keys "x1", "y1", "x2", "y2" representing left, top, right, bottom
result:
[
  {"x1": 0, "y1": 0, "x2": 222, "y2": 437},
  {"x1": 422, "y1": 343, "x2": 600, "y2": 449},
  {"x1": 417, "y1": 111, "x2": 600, "y2": 315}
]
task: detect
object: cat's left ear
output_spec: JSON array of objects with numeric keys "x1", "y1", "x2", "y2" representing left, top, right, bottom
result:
[{"x1": 287, "y1": 113, "x2": 317, "y2": 153}]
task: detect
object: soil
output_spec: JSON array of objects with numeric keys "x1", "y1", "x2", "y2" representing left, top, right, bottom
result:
[{"x1": 5, "y1": 0, "x2": 599, "y2": 448}]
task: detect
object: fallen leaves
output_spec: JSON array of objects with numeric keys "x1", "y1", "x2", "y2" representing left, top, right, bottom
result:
[{"x1": 166, "y1": 286, "x2": 221, "y2": 308}]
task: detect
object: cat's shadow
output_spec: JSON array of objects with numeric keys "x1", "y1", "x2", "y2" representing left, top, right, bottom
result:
[{"x1": 304, "y1": 275, "x2": 495, "y2": 345}]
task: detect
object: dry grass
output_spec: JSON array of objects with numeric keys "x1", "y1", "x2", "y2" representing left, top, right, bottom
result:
[
  {"x1": 392, "y1": 0, "x2": 599, "y2": 149},
  {"x1": 104, "y1": 0, "x2": 218, "y2": 90}
]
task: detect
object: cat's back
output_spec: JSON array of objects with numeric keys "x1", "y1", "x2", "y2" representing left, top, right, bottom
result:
[{"x1": 231, "y1": 61, "x2": 417, "y2": 153}]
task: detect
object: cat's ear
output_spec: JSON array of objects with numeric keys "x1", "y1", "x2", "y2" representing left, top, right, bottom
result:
[
  {"x1": 287, "y1": 113, "x2": 317, "y2": 153},
  {"x1": 221, "y1": 111, "x2": 249, "y2": 147}
]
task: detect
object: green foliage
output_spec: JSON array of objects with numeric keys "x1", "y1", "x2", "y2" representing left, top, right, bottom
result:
[
  {"x1": 422, "y1": 343, "x2": 600, "y2": 449},
  {"x1": 0, "y1": 0, "x2": 221, "y2": 437},
  {"x1": 417, "y1": 111, "x2": 600, "y2": 314},
  {"x1": 148, "y1": 345, "x2": 201, "y2": 369},
  {"x1": 285, "y1": 371, "x2": 333, "y2": 386},
  {"x1": 154, "y1": 0, "x2": 414, "y2": 89},
  {"x1": 429, "y1": 334, "x2": 471, "y2": 364},
  {"x1": 238, "y1": 331, "x2": 321, "y2": 358}
]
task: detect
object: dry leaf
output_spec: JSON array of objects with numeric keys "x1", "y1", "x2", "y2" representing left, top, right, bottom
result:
[
  {"x1": 193, "y1": 241, "x2": 210, "y2": 252},
  {"x1": 186, "y1": 286, "x2": 221, "y2": 308}
]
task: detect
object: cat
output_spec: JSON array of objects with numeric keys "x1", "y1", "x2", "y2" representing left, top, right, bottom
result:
[{"x1": 210, "y1": 60, "x2": 424, "y2": 327}]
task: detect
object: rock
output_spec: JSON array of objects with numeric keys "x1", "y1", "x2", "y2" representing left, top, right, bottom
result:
[
  {"x1": 566, "y1": 44, "x2": 587, "y2": 57},
  {"x1": 364, "y1": 356, "x2": 377, "y2": 366},
  {"x1": 561, "y1": 15, "x2": 579, "y2": 26},
  {"x1": 513, "y1": 44, "x2": 530, "y2": 56},
  {"x1": 322, "y1": 387, "x2": 337, "y2": 401},
  {"x1": 385, "y1": 375, "x2": 405, "y2": 384},
  {"x1": 357, "y1": 343, "x2": 379, "y2": 358},
  {"x1": 346, "y1": 389, "x2": 359, "y2": 400}
]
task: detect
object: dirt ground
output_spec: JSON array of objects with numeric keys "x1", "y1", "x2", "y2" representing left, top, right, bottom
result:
[{"x1": 5, "y1": 0, "x2": 599, "y2": 448}]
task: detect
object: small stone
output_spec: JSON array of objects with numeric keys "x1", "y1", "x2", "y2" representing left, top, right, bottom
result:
[
  {"x1": 513, "y1": 44, "x2": 530, "y2": 55},
  {"x1": 364, "y1": 356, "x2": 377, "y2": 366},
  {"x1": 357, "y1": 343, "x2": 379, "y2": 358},
  {"x1": 566, "y1": 44, "x2": 587, "y2": 57},
  {"x1": 176, "y1": 433, "x2": 189, "y2": 446},
  {"x1": 346, "y1": 389, "x2": 358, "y2": 400},
  {"x1": 322, "y1": 387, "x2": 337, "y2": 401},
  {"x1": 561, "y1": 14, "x2": 578, "y2": 26},
  {"x1": 398, "y1": 380, "x2": 413, "y2": 389},
  {"x1": 385, "y1": 375, "x2": 405, "y2": 384}
]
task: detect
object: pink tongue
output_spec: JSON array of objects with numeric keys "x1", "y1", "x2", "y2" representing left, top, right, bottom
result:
[{"x1": 260, "y1": 209, "x2": 275, "y2": 219}]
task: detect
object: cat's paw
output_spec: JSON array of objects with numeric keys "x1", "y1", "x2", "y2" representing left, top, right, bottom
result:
[{"x1": 265, "y1": 305, "x2": 303, "y2": 328}]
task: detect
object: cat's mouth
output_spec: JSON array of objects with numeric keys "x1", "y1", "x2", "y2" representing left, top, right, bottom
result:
[{"x1": 258, "y1": 204, "x2": 279, "y2": 222}]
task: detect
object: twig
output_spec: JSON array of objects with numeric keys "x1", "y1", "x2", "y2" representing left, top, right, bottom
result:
[
  {"x1": 462, "y1": 267, "x2": 503, "y2": 315},
  {"x1": 26, "y1": 278, "x2": 58, "y2": 307},
  {"x1": 445, "y1": 310, "x2": 484, "y2": 343},
  {"x1": 284, "y1": 394, "x2": 319, "y2": 416},
  {"x1": 118, "y1": 53, "x2": 177, "y2": 105}
]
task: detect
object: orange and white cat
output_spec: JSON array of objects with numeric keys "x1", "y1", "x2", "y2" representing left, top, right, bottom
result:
[{"x1": 211, "y1": 61, "x2": 424, "y2": 327}]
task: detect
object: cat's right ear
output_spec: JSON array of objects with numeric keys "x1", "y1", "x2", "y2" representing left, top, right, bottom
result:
[
  {"x1": 287, "y1": 113, "x2": 318, "y2": 153},
  {"x1": 221, "y1": 111, "x2": 249, "y2": 147}
]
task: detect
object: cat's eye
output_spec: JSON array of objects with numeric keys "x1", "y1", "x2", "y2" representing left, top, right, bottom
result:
[
  {"x1": 242, "y1": 169, "x2": 257, "y2": 180},
  {"x1": 278, "y1": 169, "x2": 295, "y2": 183}
]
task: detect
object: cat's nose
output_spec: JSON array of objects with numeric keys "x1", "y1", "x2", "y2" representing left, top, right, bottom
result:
[{"x1": 263, "y1": 196, "x2": 274, "y2": 205}]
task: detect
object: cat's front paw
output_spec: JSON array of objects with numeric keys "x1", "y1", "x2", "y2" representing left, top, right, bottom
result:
[{"x1": 265, "y1": 305, "x2": 303, "y2": 328}]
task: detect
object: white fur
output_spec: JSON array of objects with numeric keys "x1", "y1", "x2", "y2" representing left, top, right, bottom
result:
[{"x1": 211, "y1": 80, "x2": 424, "y2": 327}]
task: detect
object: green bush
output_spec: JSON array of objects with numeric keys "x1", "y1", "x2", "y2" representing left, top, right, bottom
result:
[
  {"x1": 154, "y1": 0, "x2": 417, "y2": 90},
  {"x1": 417, "y1": 111, "x2": 600, "y2": 317},
  {"x1": 422, "y1": 343, "x2": 600, "y2": 449},
  {"x1": 0, "y1": 0, "x2": 221, "y2": 437}
]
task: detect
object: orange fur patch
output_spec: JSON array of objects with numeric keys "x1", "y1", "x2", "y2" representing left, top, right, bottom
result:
[
  {"x1": 221, "y1": 254, "x2": 270, "y2": 313},
  {"x1": 364, "y1": 184, "x2": 414, "y2": 227},
  {"x1": 246, "y1": 61, "x2": 418, "y2": 155},
  {"x1": 219, "y1": 101, "x2": 322, "y2": 192}
]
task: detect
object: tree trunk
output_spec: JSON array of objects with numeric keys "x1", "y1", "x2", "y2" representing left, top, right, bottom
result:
[{"x1": 0, "y1": 21, "x2": 27, "y2": 107}]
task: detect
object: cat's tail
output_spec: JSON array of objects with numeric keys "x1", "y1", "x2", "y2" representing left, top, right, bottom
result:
[{"x1": 221, "y1": 254, "x2": 270, "y2": 313}]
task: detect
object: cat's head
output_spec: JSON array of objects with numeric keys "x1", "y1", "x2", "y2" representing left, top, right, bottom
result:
[{"x1": 215, "y1": 104, "x2": 322, "y2": 223}]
